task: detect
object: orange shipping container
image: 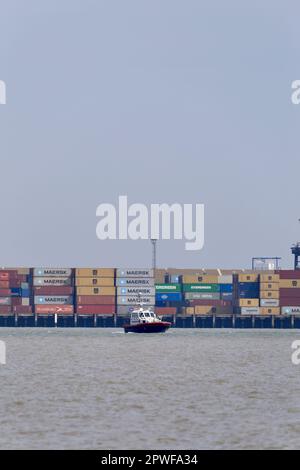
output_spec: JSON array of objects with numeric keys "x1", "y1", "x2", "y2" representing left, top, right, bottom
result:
[
  {"x1": 76, "y1": 286, "x2": 115, "y2": 296},
  {"x1": 260, "y1": 307, "x2": 280, "y2": 315},
  {"x1": 279, "y1": 280, "x2": 300, "y2": 289},
  {"x1": 260, "y1": 274, "x2": 279, "y2": 283},
  {"x1": 238, "y1": 274, "x2": 259, "y2": 283},
  {"x1": 184, "y1": 307, "x2": 195, "y2": 315},
  {"x1": 195, "y1": 306, "x2": 213, "y2": 315},
  {"x1": 238, "y1": 299, "x2": 259, "y2": 307},
  {"x1": 75, "y1": 277, "x2": 115, "y2": 287},
  {"x1": 75, "y1": 268, "x2": 115, "y2": 278},
  {"x1": 35, "y1": 305, "x2": 74, "y2": 314},
  {"x1": 260, "y1": 283, "x2": 279, "y2": 291},
  {"x1": 260, "y1": 290, "x2": 279, "y2": 299},
  {"x1": 181, "y1": 275, "x2": 219, "y2": 284}
]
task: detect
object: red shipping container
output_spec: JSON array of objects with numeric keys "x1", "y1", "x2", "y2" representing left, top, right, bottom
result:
[
  {"x1": 34, "y1": 286, "x2": 74, "y2": 295},
  {"x1": 76, "y1": 305, "x2": 115, "y2": 315},
  {"x1": 0, "y1": 306, "x2": 11, "y2": 314},
  {"x1": 276, "y1": 270, "x2": 300, "y2": 279},
  {"x1": 0, "y1": 281, "x2": 9, "y2": 288},
  {"x1": 280, "y1": 299, "x2": 300, "y2": 307},
  {"x1": 9, "y1": 274, "x2": 28, "y2": 282},
  {"x1": 9, "y1": 281, "x2": 22, "y2": 288},
  {"x1": 76, "y1": 295, "x2": 116, "y2": 305},
  {"x1": 0, "y1": 289, "x2": 11, "y2": 296},
  {"x1": 280, "y1": 289, "x2": 300, "y2": 298},
  {"x1": 35, "y1": 305, "x2": 74, "y2": 314},
  {"x1": 155, "y1": 307, "x2": 177, "y2": 315},
  {"x1": 13, "y1": 306, "x2": 33, "y2": 314}
]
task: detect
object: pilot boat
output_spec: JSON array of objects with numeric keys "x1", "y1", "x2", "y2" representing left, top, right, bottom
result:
[{"x1": 123, "y1": 304, "x2": 171, "y2": 333}]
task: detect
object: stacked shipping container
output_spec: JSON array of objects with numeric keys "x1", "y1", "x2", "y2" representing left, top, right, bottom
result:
[
  {"x1": 116, "y1": 269, "x2": 155, "y2": 314},
  {"x1": 1, "y1": 267, "x2": 300, "y2": 322},
  {"x1": 259, "y1": 273, "x2": 280, "y2": 315},
  {"x1": 181, "y1": 274, "x2": 233, "y2": 315},
  {"x1": 75, "y1": 268, "x2": 116, "y2": 314},
  {"x1": 0, "y1": 268, "x2": 32, "y2": 315},
  {"x1": 233, "y1": 273, "x2": 260, "y2": 315},
  {"x1": 277, "y1": 270, "x2": 300, "y2": 314},
  {"x1": 33, "y1": 268, "x2": 74, "y2": 314}
]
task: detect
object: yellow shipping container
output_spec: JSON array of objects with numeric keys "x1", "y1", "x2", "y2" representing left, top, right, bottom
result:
[
  {"x1": 75, "y1": 277, "x2": 115, "y2": 287},
  {"x1": 238, "y1": 274, "x2": 259, "y2": 283},
  {"x1": 75, "y1": 268, "x2": 115, "y2": 278},
  {"x1": 182, "y1": 275, "x2": 219, "y2": 284},
  {"x1": 279, "y1": 280, "x2": 300, "y2": 288},
  {"x1": 260, "y1": 307, "x2": 280, "y2": 315},
  {"x1": 76, "y1": 286, "x2": 116, "y2": 296},
  {"x1": 260, "y1": 290, "x2": 279, "y2": 299},
  {"x1": 260, "y1": 274, "x2": 279, "y2": 283},
  {"x1": 239, "y1": 299, "x2": 259, "y2": 307},
  {"x1": 260, "y1": 282, "x2": 279, "y2": 291}
]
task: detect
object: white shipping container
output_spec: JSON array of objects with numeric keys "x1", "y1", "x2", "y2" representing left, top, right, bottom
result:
[
  {"x1": 34, "y1": 296, "x2": 73, "y2": 305},
  {"x1": 116, "y1": 278, "x2": 155, "y2": 287},
  {"x1": 117, "y1": 296, "x2": 155, "y2": 305},
  {"x1": 281, "y1": 306, "x2": 300, "y2": 315},
  {"x1": 34, "y1": 268, "x2": 72, "y2": 277},
  {"x1": 240, "y1": 307, "x2": 260, "y2": 315},
  {"x1": 33, "y1": 277, "x2": 72, "y2": 286},
  {"x1": 117, "y1": 305, "x2": 155, "y2": 315},
  {"x1": 116, "y1": 269, "x2": 153, "y2": 278},
  {"x1": 260, "y1": 299, "x2": 280, "y2": 307},
  {"x1": 117, "y1": 287, "x2": 155, "y2": 296}
]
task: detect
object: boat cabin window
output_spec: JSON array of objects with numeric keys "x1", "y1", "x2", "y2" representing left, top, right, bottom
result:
[{"x1": 144, "y1": 312, "x2": 151, "y2": 318}]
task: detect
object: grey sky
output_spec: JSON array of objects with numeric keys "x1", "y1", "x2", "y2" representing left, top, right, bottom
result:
[{"x1": 0, "y1": 0, "x2": 299, "y2": 269}]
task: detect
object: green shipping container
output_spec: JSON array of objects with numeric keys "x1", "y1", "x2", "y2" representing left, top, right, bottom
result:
[
  {"x1": 183, "y1": 283, "x2": 220, "y2": 293},
  {"x1": 155, "y1": 284, "x2": 181, "y2": 293}
]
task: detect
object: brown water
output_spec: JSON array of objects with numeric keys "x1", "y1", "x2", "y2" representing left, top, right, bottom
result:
[{"x1": 0, "y1": 328, "x2": 300, "y2": 450}]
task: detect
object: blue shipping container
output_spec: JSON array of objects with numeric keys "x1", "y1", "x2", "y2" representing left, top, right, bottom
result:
[
  {"x1": 238, "y1": 291, "x2": 259, "y2": 299},
  {"x1": 11, "y1": 288, "x2": 22, "y2": 297},
  {"x1": 238, "y1": 282, "x2": 259, "y2": 290},
  {"x1": 220, "y1": 284, "x2": 233, "y2": 293},
  {"x1": 155, "y1": 293, "x2": 182, "y2": 302},
  {"x1": 221, "y1": 292, "x2": 233, "y2": 300}
]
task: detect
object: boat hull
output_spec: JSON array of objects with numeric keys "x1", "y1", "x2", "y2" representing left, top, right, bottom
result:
[{"x1": 124, "y1": 321, "x2": 171, "y2": 334}]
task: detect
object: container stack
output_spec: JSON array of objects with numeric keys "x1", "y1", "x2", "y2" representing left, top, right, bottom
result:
[
  {"x1": 181, "y1": 273, "x2": 233, "y2": 315},
  {"x1": 259, "y1": 273, "x2": 280, "y2": 315},
  {"x1": 116, "y1": 269, "x2": 155, "y2": 315},
  {"x1": 0, "y1": 268, "x2": 32, "y2": 315},
  {"x1": 75, "y1": 268, "x2": 116, "y2": 315},
  {"x1": 277, "y1": 270, "x2": 300, "y2": 314},
  {"x1": 155, "y1": 283, "x2": 181, "y2": 316},
  {"x1": 33, "y1": 268, "x2": 74, "y2": 315},
  {"x1": 233, "y1": 273, "x2": 260, "y2": 315}
]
